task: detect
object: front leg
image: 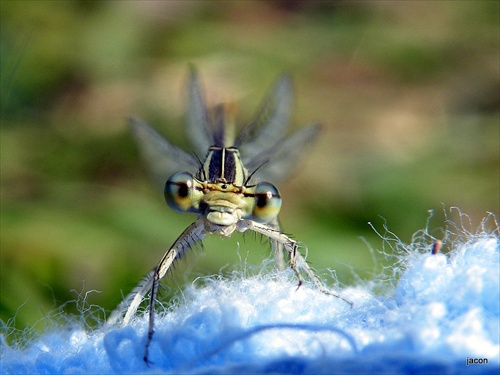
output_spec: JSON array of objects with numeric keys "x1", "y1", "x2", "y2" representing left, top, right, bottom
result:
[
  {"x1": 107, "y1": 219, "x2": 208, "y2": 363},
  {"x1": 268, "y1": 217, "x2": 286, "y2": 271},
  {"x1": 240, "y1": 219, "x2": 353, "y2": 308}
]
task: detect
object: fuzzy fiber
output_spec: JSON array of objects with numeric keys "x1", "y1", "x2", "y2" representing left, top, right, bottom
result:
[{"x1": 1, "y1": 214, "x2": 499, "y2": 374}]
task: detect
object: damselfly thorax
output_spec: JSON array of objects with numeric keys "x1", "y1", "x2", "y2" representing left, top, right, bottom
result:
[{"x1": 108, "y1": 68, "x2": 353, "y2": 364}]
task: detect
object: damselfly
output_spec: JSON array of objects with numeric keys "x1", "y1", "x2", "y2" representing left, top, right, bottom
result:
[{"x1": 108, "y1": 68, "x2": 353, "y2": 363}]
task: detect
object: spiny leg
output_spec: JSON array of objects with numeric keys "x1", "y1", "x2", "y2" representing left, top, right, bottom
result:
[
  {"x1": 288, "y1": 240, "x2": 353, "y2": 307},
  {"x1": 241, "y1": 219, "x2": 353, "y2": 308},
  {"x1": 107, "y1": 270, "x2": 155, "y2": 326},
  {"x1": 144, "y1": 266, "x2": 160, "y2": 365},
  {"x1": 268, "y1": 217, "x2": 285, "y2": 271},
  {"x1": 107, "y1": 219, "x2": 208, "y2": 364}
]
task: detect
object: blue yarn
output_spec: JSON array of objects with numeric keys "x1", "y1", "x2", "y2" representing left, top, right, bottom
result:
[{"x1": 2, "y1": 214, "x2": 499, "y2": 374}]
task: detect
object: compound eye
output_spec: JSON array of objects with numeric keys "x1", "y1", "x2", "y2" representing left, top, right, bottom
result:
[
  {"x1": 164, "y1": 172, "x2": 194, "y2": 212},
  {"x1": 252, "y1": 182, "x2": 282, "y2": 223}
]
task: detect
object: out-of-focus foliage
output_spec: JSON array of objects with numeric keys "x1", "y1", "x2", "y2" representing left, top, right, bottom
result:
[{"x1": 1, "y1": 1, "x2": 498, "y2": 333}]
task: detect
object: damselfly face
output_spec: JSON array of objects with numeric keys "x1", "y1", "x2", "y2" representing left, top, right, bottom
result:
[
  {"x1": 165, "y1": 168, "x2": 282, "y2": 226},
  {"x1": 109, "y1": 68, "x2": 352, "y2": 365}
]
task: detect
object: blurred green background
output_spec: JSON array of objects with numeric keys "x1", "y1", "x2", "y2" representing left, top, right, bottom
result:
[{"x1": 1, "y1": 1, "x2": 498, "y2": 334}]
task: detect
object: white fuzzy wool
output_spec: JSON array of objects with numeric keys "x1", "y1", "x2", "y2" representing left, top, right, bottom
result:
[{"x1": 1, "y1": 214, "x2": 499, "y2": 374}]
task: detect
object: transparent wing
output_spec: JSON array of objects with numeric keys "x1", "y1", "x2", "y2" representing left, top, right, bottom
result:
[
  {"x1": 245, "y1": 123, "x2": 322, "y2": 184},
  {"x1": 128, "y1": 117, "x2": 199, "y2": 191},
  {"x1": 236, "y1": 75, "x2": 293, "y2": 162},
  {"x1": 185, "y1": 67, "x2": 216, "y2": 155}
]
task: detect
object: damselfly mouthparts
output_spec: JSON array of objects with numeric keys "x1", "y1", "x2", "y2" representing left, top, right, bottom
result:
[{"x1": 108, "y1": 68, "x2": 353, "y2": 364}]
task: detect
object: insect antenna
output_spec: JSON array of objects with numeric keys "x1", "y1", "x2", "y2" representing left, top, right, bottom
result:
[
  {"x1": 193, "y1": 153, "x2": 207, "y2": 181},
  {"x1": 244, "y1": 160, "x2": 269, "y2": 185}
]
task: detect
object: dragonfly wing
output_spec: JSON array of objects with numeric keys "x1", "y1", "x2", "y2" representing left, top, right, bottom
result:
[
  {"x1": 236, "y1": 75, "x2": 293, "y2": 162},
  {"x1": 129, "y1": 117, "x2": 199, "y2": 191},
  {"x1": 245, "y1": 123, "x2": 322, "y2": 184},
  {"x1": 186, "y1": 67, "x2": 216, "y2": 155}
]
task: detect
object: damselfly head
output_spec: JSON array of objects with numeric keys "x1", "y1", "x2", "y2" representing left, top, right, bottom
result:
[{"x1": 164, "y1": 169, "x2": 282, "y2": 225}]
